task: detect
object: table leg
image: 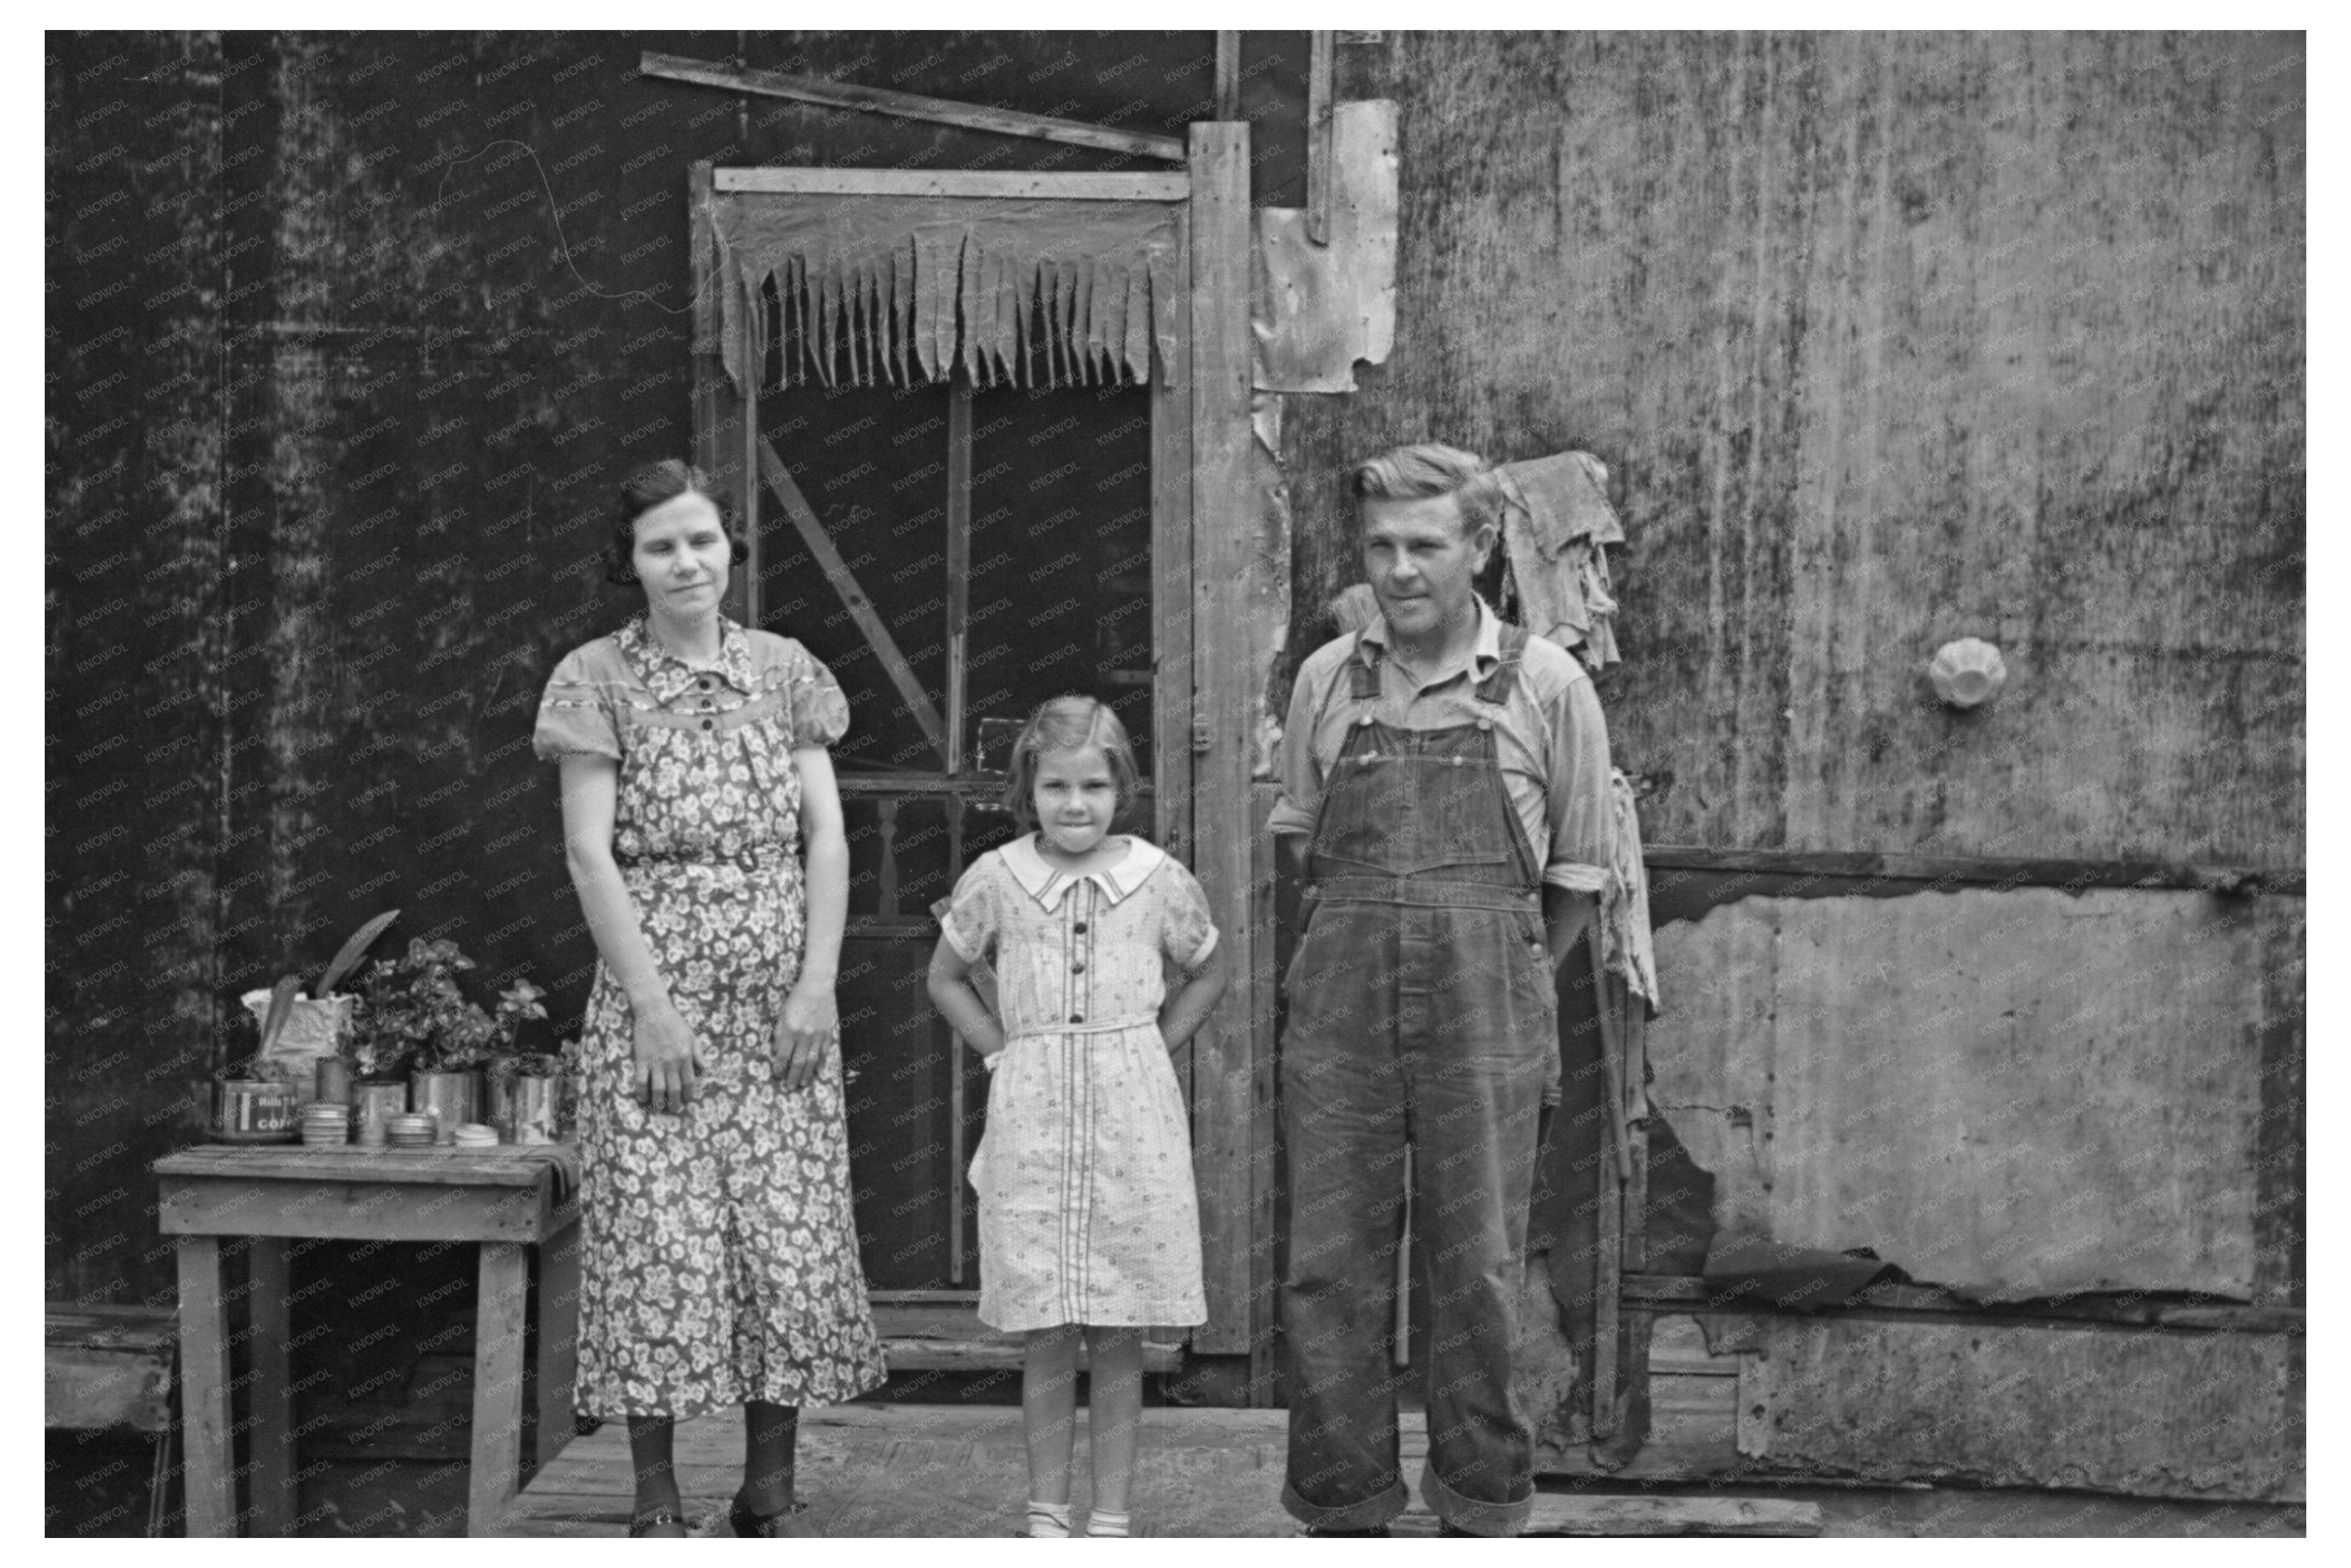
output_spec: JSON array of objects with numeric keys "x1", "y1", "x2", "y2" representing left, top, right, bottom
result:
[
  {"x1": 176, "y1": 1236, "x2": 235, "y2": 1537},
  {"x1": 244, "y1": 1237, "x2": 295, "y2": 1536},
  {"x1": 467, "y1": 1241, "x2": 529, "y2": 1536},
  {"x1": 534, "y1": 1219, "x2": 581, "y2": 1470}
]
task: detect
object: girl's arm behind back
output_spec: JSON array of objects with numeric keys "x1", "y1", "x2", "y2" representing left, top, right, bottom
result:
[
  {"x1": 1157, "y1": 939, "x2": 1230, "y2": 1054},
  {"x1": 927, "y1": 935, "x2": 1008, "y2": 1060}
]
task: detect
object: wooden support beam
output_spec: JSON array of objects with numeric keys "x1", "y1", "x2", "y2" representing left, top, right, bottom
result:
[
  {"x1": 945, "y1": 382, "x2": 972, "y2": 774},
  {"x1": 756, "y1": 437, "x2": 948, "y2": 764},
  {"x1": 1214, "y1": 33, "x2": 1242, "y2": 121},
  {"x1": 1185, "y1": 123, "x2": 1262, "y2": 1365},
  {"x1": 1305, "y1": 30, "x2": 1335, "y2": 245},
  {"x1": 644, "y1": 52, "x2": 1187, "y2": 162},
  {"x1": 714, "y1": 167, "x2": 1190, "y2": 202},
  {"x1": 1642, "y1": 843, "x2": 2301, "y2": 897},
  {"x1": 1150, "y1": 208, "x2": 1195, "y2": 873},
  {"x1": 689, "y1": 162, "x2": 752, "y2": 625},
  {"x1": 245, "y1": 1238, "x2": 293, "y2": 1536},
  {"x1": 175, "y1": 1237, "x2": 233, "y2": 1537}
]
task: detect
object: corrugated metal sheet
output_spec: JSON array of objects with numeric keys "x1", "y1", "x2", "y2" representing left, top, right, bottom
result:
[
  {"x1": 1283, "y1": 31, "x2": 2303, "y2": 867},
  {"x1": 1648, "y1": 886, "x2": 2270, "y2": 1297}
]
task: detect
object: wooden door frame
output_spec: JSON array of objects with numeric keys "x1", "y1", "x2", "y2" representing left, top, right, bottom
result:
[{"x1": 687, "y1": 138, "x2": 1267, "y2": 1371}]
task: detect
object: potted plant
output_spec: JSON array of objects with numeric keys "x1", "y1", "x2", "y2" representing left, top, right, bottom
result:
[{"x1": 348, "y1": 938, "x2": 548, "y2": 1143}]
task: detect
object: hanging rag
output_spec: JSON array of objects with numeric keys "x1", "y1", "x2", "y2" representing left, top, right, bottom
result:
[
  {"x1": 1496, "y1": 451, "x2": 1627, "y2": 673},
  {"x1": 1599, "y1": 768, "x2": 1659, "y2": 1014}
]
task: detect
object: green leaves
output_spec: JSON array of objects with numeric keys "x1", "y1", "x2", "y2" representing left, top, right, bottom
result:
[{"x1": 316, "y1": 908, "x2": 401, "y2": 999}]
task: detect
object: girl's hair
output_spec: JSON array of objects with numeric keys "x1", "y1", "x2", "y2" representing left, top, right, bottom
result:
[
  {"x1": 605, "y1": 460, "x2": 750, "y2": 586},
  {"x1": 1003, "y1": 696, "x2": 1142, "y2": 833}
]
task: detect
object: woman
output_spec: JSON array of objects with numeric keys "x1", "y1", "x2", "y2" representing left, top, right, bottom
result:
[{"x1": 532, "y1": 460, "x2": 886, "y2": 1537}]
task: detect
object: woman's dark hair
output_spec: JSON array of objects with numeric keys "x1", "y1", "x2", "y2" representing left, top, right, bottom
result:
[
  {"x1": 605, "y1": 460, "x2": 750, "y2": 586},
  {"x1": 1003, "y1": 695, "x2": 1142, "y2": 834}
]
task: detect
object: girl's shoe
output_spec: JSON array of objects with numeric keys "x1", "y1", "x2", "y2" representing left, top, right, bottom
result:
[
  {"x1": 628, "y1": 1506, "x2": 688, "y2": 1538},
  {"x1": 729, "y1": 1493, "x2": 815, "y2": 1537}
]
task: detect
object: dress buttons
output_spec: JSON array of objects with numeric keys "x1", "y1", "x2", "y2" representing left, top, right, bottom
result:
[
  {"x1": 1476, "y1": 717, "x2": 1494, "y2": 731},
  {"x1": 700, "y1": 720, "x2": 713, "y2": 731},
  {"x1": 1071, "y1": 960, "x2": 1086, "y2": 974},
  {"x1": 1070, "y1": 1014, "x2": 1084, "y2": 1024},
  {"x1": 1073, "y1": 921, "x2": 1088, "y2": 935}
]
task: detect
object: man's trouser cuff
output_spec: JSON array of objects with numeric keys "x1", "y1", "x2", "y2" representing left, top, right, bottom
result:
[
  {"x1": 1280, "y1": 1475, "x2": 1409, "y2": 1533},
  {"x1": 1419, "y1": 1464, "x2": 1534, "y2": 1537}
]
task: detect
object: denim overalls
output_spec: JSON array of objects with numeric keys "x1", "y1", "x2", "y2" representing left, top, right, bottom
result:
[{"x1": 1278, "y1": 625, "x2": 1555, "y2": 1537}]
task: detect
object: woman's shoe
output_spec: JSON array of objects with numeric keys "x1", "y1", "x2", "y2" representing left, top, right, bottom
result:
[
  {"x1": 628, "y1": 1506, "x2": 688, "y2": 1538},
  {"x1": 729, "y1": 1493, "x2": 814, "y2": 1538}
]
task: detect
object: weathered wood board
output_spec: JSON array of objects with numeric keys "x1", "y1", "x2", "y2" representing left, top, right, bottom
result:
[
  {"x1": 1731, "y1": 1318, "x2": 2304, "y2": 1502},
  {"x1": 1648, "y1": 888, "x2": 2268, "y2": 1296}
]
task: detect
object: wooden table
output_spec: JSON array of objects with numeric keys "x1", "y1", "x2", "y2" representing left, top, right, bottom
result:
[{"x1": 153, "y1": 1144, "x2": 580, "y2": 1537}]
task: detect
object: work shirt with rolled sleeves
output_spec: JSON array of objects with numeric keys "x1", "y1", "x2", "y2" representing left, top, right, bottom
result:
[{"x1": 1269, "y1": 597, "x2": 1614, "y2": 897}]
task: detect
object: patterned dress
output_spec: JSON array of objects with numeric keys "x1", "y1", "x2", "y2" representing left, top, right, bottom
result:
[
  {"x1": 533, "y1": 614, "x2": 887, "y2": 1419},
  {"x1": 942, "y1": 835, "x2": 1215, "y2": 1333}
]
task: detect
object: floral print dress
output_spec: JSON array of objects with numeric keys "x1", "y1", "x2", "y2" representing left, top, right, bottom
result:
[
  {"x1": 534, "y1": 614, "x2": 886, "y2": 1419},
  {"x1": 942, "y1": 834, "x2": 1216, "y2": 1333}
]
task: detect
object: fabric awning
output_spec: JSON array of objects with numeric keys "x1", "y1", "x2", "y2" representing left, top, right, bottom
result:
[{"x1": 713, "y1": 196, "x2": 1182, "y2": 390}]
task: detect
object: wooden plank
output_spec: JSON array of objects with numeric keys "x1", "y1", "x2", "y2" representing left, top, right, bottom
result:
[
  {"x1": 469, "y1": 1242, "x2": 532, "y2": 1535},
  {"x1": 1185, "y1": 123, "x2": 1259, "y2": 1360},
  {"x1": 1305, "y1": 30, "x2": 1335, "y2": 245},
  {"x1": 714, "y1": 167, "x2": 1190, "y2": 201},
  {"x1": 153, "y1": 1145, "x2": 564, "y2": 1187},
  {"x1": 534, "y1": 1218, "x2": 581, "y2": 1472},
  {"x1": 244, "y1": 1237, "x2": 295, "y2": 1536},
  {"x1": 646, "y1": 53, "x2": 1186, "y2": 162},
  {"x1": 175, "y1": 1236, "x2": 234, "y2": 1537},
  {"x1": 1447, "y1": 1495, "x2": 1821, "y2": 1538},
  {"x1": 739, "y1": 256, "x2": 763, "y2": 629},
  {"x1": 156, "y1": 1178, "x2": 563, "y2": 1245},
  {"x1": 1626, "y1": 1273, "x2": 2304, "y2": 1335},
  {"x1": 45, "y1": 1345, "x2": 173, "y2": 1432},
  {"x1": 1642, "y1": 843, "x2": 2301, "y2": 897},
  {"x1": 1214, "y1": 33, "x2": 1242, "y2": 120},
  {"x1": 757, "y1": 436, "x2": 948, "y2": 763}
]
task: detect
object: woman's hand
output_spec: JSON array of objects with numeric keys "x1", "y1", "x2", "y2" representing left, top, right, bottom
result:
[
  {"x1": 772, "y1": 982, "x2": 839, "y2": 1093},
  {"x1": 631, "y1": 995, "x2": 703, "y2": 1115}
]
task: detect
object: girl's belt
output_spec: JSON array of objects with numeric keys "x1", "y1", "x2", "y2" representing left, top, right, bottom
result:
[{"x1": 1006, "y1": 1013, "x2": 1160, "y2": 1039}]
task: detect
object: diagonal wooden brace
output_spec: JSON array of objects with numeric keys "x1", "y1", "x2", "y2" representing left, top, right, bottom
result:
[{"x1": 756, "y1": 437, "x2": 948, "y2": 764}]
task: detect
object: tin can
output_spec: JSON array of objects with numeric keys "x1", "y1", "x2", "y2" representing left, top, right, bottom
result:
[
  {"x1": 211, "y1": 1079, "x2": 300, "y2": 1144},
  {"x1": 300, "y1": 1102, "x2": 349, "y2": 1147},
  {"x1": 412, "y1": 1070, "x2": 482, "y2": 1145},
  {"x1": 314, "y1": 1056, "x2": 352, "y2": 1107},
  {"x1": 350, "y1": 1082, "x2": 408, "y2": 1147},
  {"x1": 490, "y1": 1072, "x2": 560, "y2": 1145},
  {"x1": 386, "y1": 1112, "x2": 439, "y2": 1148}
]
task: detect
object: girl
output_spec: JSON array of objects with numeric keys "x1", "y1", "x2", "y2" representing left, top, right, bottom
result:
[{"x1": 927, "y1": 696, "x2": 1230, "y2": 1539}]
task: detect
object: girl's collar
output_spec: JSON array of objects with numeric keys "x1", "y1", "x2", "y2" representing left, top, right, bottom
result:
[{"x1": 1000, "y1": 834, "x2": 1168, "y2": 911}]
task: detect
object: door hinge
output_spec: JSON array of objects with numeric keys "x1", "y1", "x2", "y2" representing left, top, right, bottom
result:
[{"x1": 1192, "y1": 720, "x2": 1211, "y2": 755}]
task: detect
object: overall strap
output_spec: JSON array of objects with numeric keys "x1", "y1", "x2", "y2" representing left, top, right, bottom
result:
[
  {"x1": 1346, "y1": 637, "x2": 1383, "y2": 702},
  {"x1": 1476, "y1": 622, "x2": 1531, "y2": 704}
]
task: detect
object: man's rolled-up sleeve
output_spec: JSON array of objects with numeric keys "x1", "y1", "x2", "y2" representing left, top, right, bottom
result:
[
  {"x1": 1542, "y1": 672, "x2": 1613, "y2": 894},
  {"x1": 1266, "y1": 659, "x2": 1329, "y2": 839}
]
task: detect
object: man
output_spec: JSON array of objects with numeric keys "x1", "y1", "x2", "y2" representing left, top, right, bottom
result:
[{"x1": 1270, "y1": 443, "x2": 1613, "y2": 1537}]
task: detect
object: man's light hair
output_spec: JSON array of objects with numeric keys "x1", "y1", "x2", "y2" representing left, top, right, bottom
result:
[{"x1": 1350, "y1": 442, "x2": 1504, "y2": 537}]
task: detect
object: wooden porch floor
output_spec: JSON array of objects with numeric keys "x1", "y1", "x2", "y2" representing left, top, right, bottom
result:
[{"x1": 484, "y1": 1404, "x2": 1823, "y2": 1539}]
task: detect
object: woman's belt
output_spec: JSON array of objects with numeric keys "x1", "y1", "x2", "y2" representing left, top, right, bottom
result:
[
  {"x1": 1304, "y1": 875, "x2": 1538, "y2": 913},
  {"x1": 615, "y1": 844, "x2": 793, "y2": 873}
]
